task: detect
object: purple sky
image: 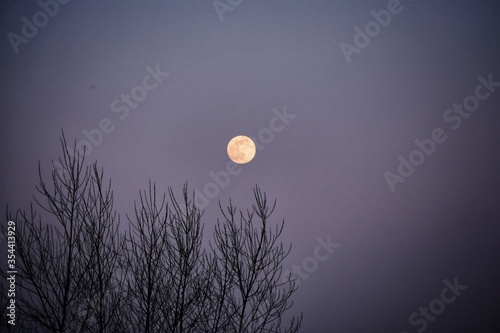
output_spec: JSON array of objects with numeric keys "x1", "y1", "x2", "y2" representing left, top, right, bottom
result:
[{"x1": 2, "y1": 0, "x2": 500, "y2": 331}]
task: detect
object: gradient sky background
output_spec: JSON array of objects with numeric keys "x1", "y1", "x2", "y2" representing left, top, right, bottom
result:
[{"x1": 2, "y1": 0, "x2": 500, "y2": 332}]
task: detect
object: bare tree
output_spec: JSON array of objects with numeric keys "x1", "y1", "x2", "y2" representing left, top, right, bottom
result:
[
  {"x1": 2, "y1": 133, "x2": 302, "y2": 333},
  {"x1": 123, "y1": 183, "x2": 210, "y2": 333},
  {"x1": 201, "y1": 248, "x2": 234, "y2": 333},
  {"x1": 160, "y1": 186, "x2": 210, "y2": 333},
  {"x1": 210, "y1": 187, "x2": 302, "y2": 333},
  {"x1": 122, "y1": 181, "x2": 170, "y2": 333},
  {"x1": 123, "y1": 184, "x2": 301, "y2": 333},
  {"x1": 1, "y1": 134, "x2": 122, "y2": 333},
  {"x1": 76, "y1": 165, "x2": 125, "y2": 333}
]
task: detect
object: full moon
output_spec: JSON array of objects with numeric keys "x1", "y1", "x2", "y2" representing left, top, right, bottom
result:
[{"x1": 227, "y1": 135, "x2": 256, "y2": 164}]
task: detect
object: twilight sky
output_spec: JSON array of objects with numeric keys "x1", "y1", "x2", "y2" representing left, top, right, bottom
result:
[{"x1": 2, "y1": 0, "x2": 500, "y2": 332}]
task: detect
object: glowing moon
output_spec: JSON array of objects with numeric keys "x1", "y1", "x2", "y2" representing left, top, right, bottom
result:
[{"x1": 227, "y1": 135, "x2": 256, "y2": 164}]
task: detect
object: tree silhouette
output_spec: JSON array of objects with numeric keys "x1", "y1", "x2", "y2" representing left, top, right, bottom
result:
[
  {"x1": 121, "y1": 182, "x2": 210, "y2": 333},
  {"x1": 1, "y1": 134, "x2": 125, "y2": 333},
  {"x1": 120, "y1": 181, "x2": 168, "y2": 332},
  {"x1": 209, "y1": 190, "x2": 302, "y2": 333},
  {"x1": 2, "y1": 133, "x2": 302, "y2": 332}
]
